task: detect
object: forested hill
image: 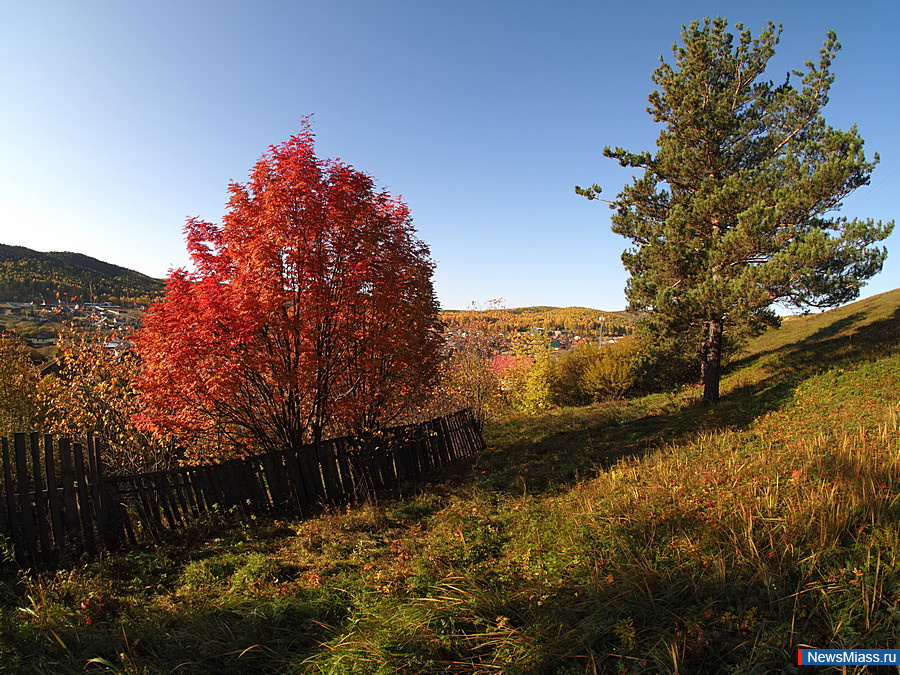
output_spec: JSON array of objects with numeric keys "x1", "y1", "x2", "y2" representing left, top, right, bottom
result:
[
  {"x1": 0, "y1": 244, "x2": 165, "y2": 305},
  {"x1": 441, "y1": 305, "x2": 636, "y2": 336}
]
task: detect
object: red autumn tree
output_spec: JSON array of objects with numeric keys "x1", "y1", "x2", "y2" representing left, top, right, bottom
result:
[{"x1": 133, "y1": 123, "x2": 442, "y2": 459}]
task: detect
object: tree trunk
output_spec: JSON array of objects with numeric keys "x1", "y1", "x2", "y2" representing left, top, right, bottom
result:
[{"x1": 701, "y1": 319, "x2": 723, "y2": 404}]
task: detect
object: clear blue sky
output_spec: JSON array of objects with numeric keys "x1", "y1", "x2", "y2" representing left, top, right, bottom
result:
[{"x1": 1, "y1": 1, "x2": 897, "y2": 311}]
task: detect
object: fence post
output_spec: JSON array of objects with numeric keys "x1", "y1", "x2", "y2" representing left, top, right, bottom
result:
[
  {"x1": 43, "y1": 434, "x2": 64, "y2": 550},
  {"x1": 13, "y1": 434, "x2": 37, "y2": 563}
]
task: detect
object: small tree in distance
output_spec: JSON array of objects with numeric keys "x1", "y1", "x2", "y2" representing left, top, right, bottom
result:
[
  {"x1": 43, "y1": 332, "x2": 167, "y2": 475},
  {"x1": 134, "y1": 122, "x2": 443, "y2": 459},
  {"x1": 579, "y1": 18, "x2": 893, "y2": 402},
  {"x1": 425, "y1": 299, "x2": 511, "y2": 427},
  {"x1": 0, "y1": 332, "x2": 43, "y2": 437}
]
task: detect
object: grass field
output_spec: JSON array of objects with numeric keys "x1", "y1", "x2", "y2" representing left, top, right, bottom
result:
[{"x1": 0, "y1": 290, "x2": 897, "y2": 673}]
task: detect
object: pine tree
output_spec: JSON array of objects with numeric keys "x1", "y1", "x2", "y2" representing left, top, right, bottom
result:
[{"x1": 579, "y1": 18, "x2": 893, "y2": 402}]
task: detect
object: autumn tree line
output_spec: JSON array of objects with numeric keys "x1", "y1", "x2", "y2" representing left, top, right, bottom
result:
[
  {"x1": 0, "y1": 17, "x2": 894, "y2": 473},
  {"x1": 441, "y1": 305, "x2": 635, "y2": 338},
  {"x1": 436, "y1": 326, "x2": 642, "y2": 422},
  {"x1": 436, "y1": 303, "x2": 644, "y2": 420},
  {"x1": 0, "y1": 318, "x2": 642, "y2": 475},
  {"x1": 0, "y1": 123, "x2": 643, "y2": 475}
]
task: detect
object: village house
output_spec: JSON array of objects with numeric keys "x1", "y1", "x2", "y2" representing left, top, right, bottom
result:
[{"x1": 25, "y1": 331, "x2": 56, "y2": 348}]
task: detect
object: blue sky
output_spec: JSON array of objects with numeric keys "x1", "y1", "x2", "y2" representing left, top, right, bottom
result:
[{"x1": 1, "y1": 1, "x2": 897, "y2": 311}]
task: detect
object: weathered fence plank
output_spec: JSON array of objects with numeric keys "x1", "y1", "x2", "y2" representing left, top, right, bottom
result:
[
  {"x1": 29, "y1": 433, "x2": 50, "y2": 557},
  {"x1": 283, "y1": 448, "x2": 310, "y2": 510},
  {"x1": 1, "y1": 439, "x2": 22, "y2": 561},
  {"x1": 13, "y1": 434, "x2": 36, "y2": 560},
  {"x1": 43, "y1": 435, "x2": 64, "y2": 549},
  {"x1": 58, "y1": 439, "x2": 82, "y2": 546},
  {"x1": 71, "y1": 443, "x2": 96, "y2": 552}
]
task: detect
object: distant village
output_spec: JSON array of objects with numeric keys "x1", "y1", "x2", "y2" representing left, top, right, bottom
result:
[
  {"x1": 443, "y1": 324, "x2": 623, "y2": 358},
  {"x1": 2, "y1": 299, "x2": 626, "y2": 363},
  {"x1": 0, "y1": 301, "x2": 141, "y2": 351}
]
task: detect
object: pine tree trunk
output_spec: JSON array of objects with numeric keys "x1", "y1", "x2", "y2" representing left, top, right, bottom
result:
[{"x1": 701, "y1": 319, "x2": 723, "y2": 404}]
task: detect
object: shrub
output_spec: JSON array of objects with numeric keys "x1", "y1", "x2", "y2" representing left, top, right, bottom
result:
[
  {"x1": 550, "y1": 339, "x2": 639, "y2": 406},
  {"x1": 551, "y1": 343, "x2": 598, "y2": 407},
  {"x1": 580, "y1": 337, "x2": 639, "y2": 401}
]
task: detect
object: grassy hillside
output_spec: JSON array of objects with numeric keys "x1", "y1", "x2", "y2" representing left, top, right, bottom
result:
[
  {"x1": 1, "y1": 290, "x2": 897, "y2": 673},
  {"x1": 0, "y1": 243, "x2": 164, "y2": 304}
]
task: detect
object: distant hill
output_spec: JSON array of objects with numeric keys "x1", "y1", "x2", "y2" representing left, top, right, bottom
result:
[
  {"x1": 0, "y1": 244, "x2": 165, "y2": 305},
  {"x1": 441, "y1": 305, "x2": 636, "y2": 337}
]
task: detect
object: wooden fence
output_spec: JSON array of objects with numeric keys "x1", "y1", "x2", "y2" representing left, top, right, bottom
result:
[{"x1": 0, "y1": 409, "x2": 484, "y2": 565}]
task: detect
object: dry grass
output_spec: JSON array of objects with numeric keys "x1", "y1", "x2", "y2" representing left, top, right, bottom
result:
[{"x1": 1, "y1": 290, "x2": 898, "y2": 673}]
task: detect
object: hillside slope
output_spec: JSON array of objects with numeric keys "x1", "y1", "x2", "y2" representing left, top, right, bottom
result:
[
  {"x1": 0, "y1": 243, "x2": 164, "y2": 304},
  {"x1": 1, "y1": 289, "x2": 898, "y2": 673}
]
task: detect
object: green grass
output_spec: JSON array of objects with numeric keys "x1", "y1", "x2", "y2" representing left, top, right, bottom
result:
[{"x1": 1, "y1": 290, "x2": 898, "y2": 673}]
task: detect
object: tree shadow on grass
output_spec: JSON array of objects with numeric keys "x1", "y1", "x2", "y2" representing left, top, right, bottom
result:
[
  {"x1": 726, "y1": 312, "x2": 867, "y2": 376},
  {"x1": 727, "y1": 306, "x2": 899, "y2": 406},
  {"x1": 471, "y1": 306, "x2": 899, "y2": 497},
  {"x1": 471, "y1": 397, "x2": 734, "y2": 496}
]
